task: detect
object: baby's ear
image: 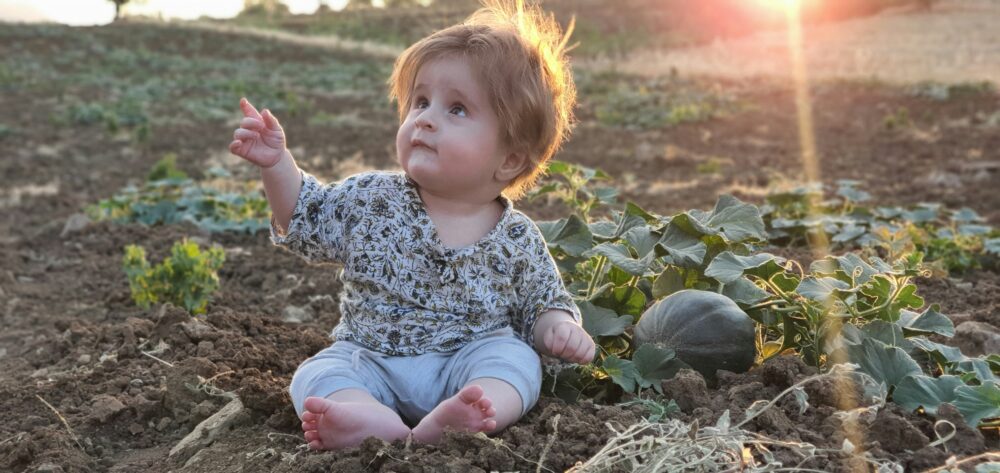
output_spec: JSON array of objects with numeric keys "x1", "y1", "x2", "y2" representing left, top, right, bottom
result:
[{"x1": 496, "y1": 151, "x2": 529, "y2": 181}]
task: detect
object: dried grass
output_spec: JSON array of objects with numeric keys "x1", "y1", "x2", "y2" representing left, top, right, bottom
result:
[{"x1": 567, "y1": 364, "x2": 905, "y2": 472}]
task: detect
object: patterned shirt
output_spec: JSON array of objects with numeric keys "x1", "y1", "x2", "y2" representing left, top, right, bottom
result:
[{"x1": 269, "y1": 170, "x2": 581, "y2": 356}]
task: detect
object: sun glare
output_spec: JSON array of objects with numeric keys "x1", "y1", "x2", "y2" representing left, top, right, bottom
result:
[{"x1": 753, "y1": 0, "x2": 802, "y2": 12}]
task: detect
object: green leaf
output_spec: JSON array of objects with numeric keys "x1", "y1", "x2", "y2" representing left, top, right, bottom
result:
[
  {"x1": 652, "y1": 266, "x2": 686, "y2": 299},
  {"x1": 892, "y1": 284, "x2": 924, "y2": 313},
  {"x1": 602, "y1": 355, "x2": 638, "y2": 393},
  {"x1": 975, "y1": 463, "x2": 1000, "y2": 473},
  {"x1": 908, "y1": 337, "x2": 968, "y2": 365},
  {"x1": 632, "y1": 344, "x2": 686, "y2": 393},
  {"x1": 836, "y1": 183, "x2": 871, "y2": 203},
  {"x1": 594, "y1": 186, "x2": 619, "y2": 205},
  {"x1": 705, "y1": 195, "x2": 769, "y2": 242},
  {"x1": 796, "y1": 277, "x2": 851, "y2": 302},
  {"x1": 579, "y1": 301, "x2": 632, "y2": 337},
  {"x1": 893, "y1": 375, "x2": 964, "y2": 415},
  {"x1": 958, "y1": 224, "x2": 992, "y2": 236},
  {"x1": 610, "y1": 285, "x2": 647, "y2": 318},
  {"x1": 722, "y1": 277, "x2": 770, "y2": 305},
  {"x1": 537, "y1": 215, "x2": 593, "y2": 257},
  {"x1": 771, "y1": 272, "x2": 800, "y2": 293},
  {"x1": 898, "y1": 305, "x2": 954, "y2": 338},
  {"x1": 546, "y1": 160, "x2": 571, "y2": 176},
  {"x1": 588, "y1": 220, "x2": 618, "y2": 240},
  {"x1": 839, "y1": 337, "x2": 922, "y2": 388},
  {"x1": 951, "y1": 207, "x2": 983, "y2": 223},
  {"x1": 586, "y1": 243, "x2": 655, "y2": 276},
  {"x1": 624, "y1": 201, "x2": 658, "y2": 225},
  {"x1": 705, "y1": 252, "x2": 785, "y2": 284},
  {"x1": 827, "y1": 322, "x2": 866, "y2": 353},
  {"x1": 667, "y1": 195, "x2": 767, "y2": 244},
  {"x1": 953, "y1": 382, "x2": 1000, "y2": 427},
  {"x1": 657, "y1": 225, "x2": 707, "y2": 268},
  {"x1": 607, "y1": 266, "x2": 633, "y2": 286},
  {"x1": 985, "y1": 238, "x2": 1000, "y2": 256},
  {"x1": 861, "y1": 320, "x2": 914, "y2": 351},
  {"x1": 954, "y1": 359, "x2": 998, "y2": 384},
  {"x1": 834, "y1": 253, "x2": 878, "y2": 285},
  {"x1": 623, "y1": 226, "x2": 660, "y2": 258},
  {"x1": 832, "y1": 225, "x2": 866, "y2": 243}
]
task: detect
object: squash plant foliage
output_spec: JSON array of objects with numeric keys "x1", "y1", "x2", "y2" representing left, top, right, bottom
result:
[
  {"x1": 763, "y1": 180, "x2": 1000, "y2": 274},
  {"x1": 534, "y1": 162, "x2": 1000, "y2": 429},
  {"x1": 86, "y1": 155, "x2": 271, "y2": 234}
]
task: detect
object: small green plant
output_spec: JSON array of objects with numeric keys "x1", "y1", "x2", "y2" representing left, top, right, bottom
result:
[
  {"x1": 526, "y1": 160, "x2": 619, "y2": 223},
  {"x1": 146, "y1": 153, "x2": 188, "y2": 182},
  {"x1": 883, "y1": 107, "x2": 911, "y2": 131},
  {"x1": 122, "y1": 238, "x2": 226, "y2": 315},
  {"x1": 696, "y1": 157, "x2": 724, "y2": 175}
]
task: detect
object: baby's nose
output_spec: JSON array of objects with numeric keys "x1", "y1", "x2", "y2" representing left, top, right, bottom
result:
[{"x1": 414, "y1": 111, "x2": 435, "y2": 130}]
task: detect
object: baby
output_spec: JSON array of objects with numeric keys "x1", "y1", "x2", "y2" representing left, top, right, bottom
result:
[{"x1": 228, "y1": 0, "x2": 595, "y2": 450}]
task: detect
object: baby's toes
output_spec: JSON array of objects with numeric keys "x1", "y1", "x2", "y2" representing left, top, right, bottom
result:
[
  {"x1": 483, "y1": 418, "x2": 497, "y2": 432},
  {"x1": 301, "y1": 420, "x2": 318, "y2": 432},
  {"x1": 301, "y1": 410, "x2": 319, "y2": 423},
  {"x1": 475, "y1": 398, "x2": 492, "y2": 412},
  {"x1": 483, "y1": 406, "x2": 496, "y2": 417},
  {"x1": 304, "y1": 430, "x2": 321, "y2": 443}
]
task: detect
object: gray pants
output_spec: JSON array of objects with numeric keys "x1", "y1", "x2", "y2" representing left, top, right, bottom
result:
[{"x1": 289, "y1": 326, "x2": 542, "y2": 427}]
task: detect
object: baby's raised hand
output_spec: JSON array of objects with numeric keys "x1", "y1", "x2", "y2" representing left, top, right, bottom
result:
[
  {"x1": 229, "y1": 97, "x2": 287, "y2": 168},
  {"x1": 542, "y1": 321, "x2": 596, "y2": 365}
]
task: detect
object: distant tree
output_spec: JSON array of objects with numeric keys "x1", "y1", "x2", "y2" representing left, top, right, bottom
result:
[{"x1": 108, "y1": 0, "x2": 147, "y2": 21}]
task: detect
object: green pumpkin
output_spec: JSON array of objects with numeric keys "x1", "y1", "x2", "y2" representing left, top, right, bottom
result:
[{"x1": 633, "y1": 289, "x2": 756, "y2": 384}]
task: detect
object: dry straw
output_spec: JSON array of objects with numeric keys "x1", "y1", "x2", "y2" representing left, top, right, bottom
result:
[{"x1": 567, "y1": 364, "x2": 906, "y2": 472}]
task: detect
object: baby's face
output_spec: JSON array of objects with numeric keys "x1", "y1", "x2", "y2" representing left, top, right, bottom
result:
[{"x1": 396, "y1": 55, "x2": 509, "y2": 198}]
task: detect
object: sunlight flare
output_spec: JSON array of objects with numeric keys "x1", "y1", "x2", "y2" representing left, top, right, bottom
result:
[{"x1": 781, "y1": 1, "x2": 868, "y2": 468}]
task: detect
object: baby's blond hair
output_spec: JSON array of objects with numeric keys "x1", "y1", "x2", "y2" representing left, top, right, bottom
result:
[{"x1": 387, "y1": 0, "x2": 577, "y2": 201}]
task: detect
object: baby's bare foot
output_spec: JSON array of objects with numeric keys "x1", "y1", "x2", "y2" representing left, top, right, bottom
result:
[
  {"x1": 300, "y1": 396, "x2": 411, "y2": 450},
  {"x1": 411, "y1": 385, "x2": 497, "y2": 444}
]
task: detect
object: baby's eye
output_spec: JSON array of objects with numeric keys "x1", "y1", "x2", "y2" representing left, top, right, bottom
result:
[
  {"x1": 414, "y1": 97, "x2": 428, "y2": 109},
  {"x1": 449, "y1": 105, "x2": 467, "y2": 117}
]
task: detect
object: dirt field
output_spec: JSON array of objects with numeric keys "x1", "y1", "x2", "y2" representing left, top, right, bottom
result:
[{"x1": 1, "y1": 10, "x2": 998, "y2": 473}]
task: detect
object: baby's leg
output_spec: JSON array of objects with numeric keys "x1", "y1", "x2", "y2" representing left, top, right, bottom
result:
[
  {"x1": 300, "y1": 388, "x2": 412, "y2": 450},
  {"x1": 410, "y1": 328, "x2": 540, "y2": 444}
]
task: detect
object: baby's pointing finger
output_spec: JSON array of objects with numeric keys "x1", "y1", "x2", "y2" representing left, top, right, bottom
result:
[{"x1": 239, "y1": 97, "x2": 263, "y2": 120}]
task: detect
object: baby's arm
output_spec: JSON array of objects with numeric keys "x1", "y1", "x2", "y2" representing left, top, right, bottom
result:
[
  {"x1": 229, "y1": 97, "x2": 302, "y2": 234},
  {"x1": 514, "y1": 222, "x2": 595, "y2": 364}
]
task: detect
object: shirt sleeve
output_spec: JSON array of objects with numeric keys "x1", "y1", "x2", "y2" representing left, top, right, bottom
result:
[
  {"x1": 514, "y1": 221, "x2": 582, "y2": 349},
  {"x1": 269, "y1": 169, "x2": 354, "y2": 264}
]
